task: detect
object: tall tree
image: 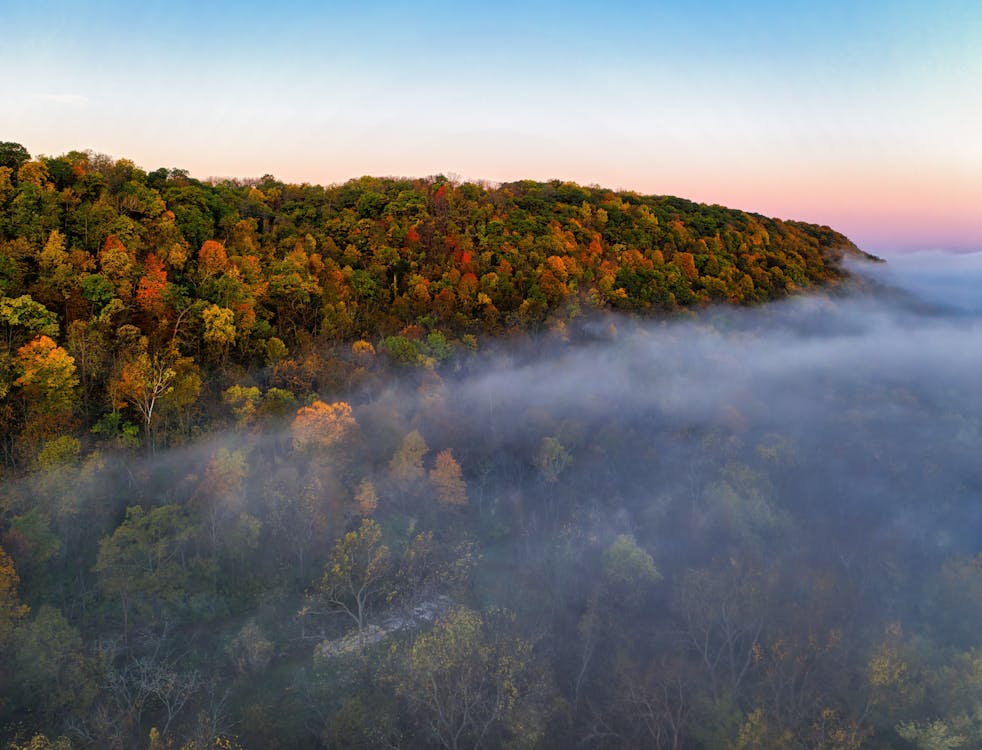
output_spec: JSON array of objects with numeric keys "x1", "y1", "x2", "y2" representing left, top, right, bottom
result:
[{"x1": 309, "y1": 518, "x2": 391, "y2": 640}]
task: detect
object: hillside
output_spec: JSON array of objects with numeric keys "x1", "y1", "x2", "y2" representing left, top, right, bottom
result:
[
  {"x1": 18, "y1": 145, "x2": 982, "y2": 750},
  {"x1": 0, "y1": 143, "x2": 878, "y2": 444}
]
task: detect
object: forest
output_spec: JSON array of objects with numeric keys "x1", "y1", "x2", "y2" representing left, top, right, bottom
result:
[{"x1": 1, "y1": 140, "x2": 980, "y2": 749}]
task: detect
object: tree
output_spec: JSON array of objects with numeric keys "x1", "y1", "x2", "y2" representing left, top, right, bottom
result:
[
  {"x1": 6, "y1": 735, "x2": 73, "y2": 750},
  {"x1": 671, "y1": 562, "x2": 765, "y2": 705},
  {"x1": 389, "y1": 429, "x2": 428, "y2": 495},
  {"x1": 0, "y1": 543, "x2": 29, "y2": 647},
  {"x1": 896, "y1": 720, "x2": 966, "y2": 750},
  {"x1": 197, "y1": 239, "x2": 229, "y2": 279},
  {"x1": 309, "y1": 518, "x2": 391, "y2": 640},
  {"x1": 135, "y1": 253, "x2": 168, "y2": 315},
  {"x1": 222, "y1": 384, "x2": 262, "y2": 427},
  {"x1": 395, "y1": 606, "x2": 541, "y2": 750},
  {"x1": 94, "y1": 505, "x2": 196, "y2": 640},
  {"x1": 1, "y1": 294, "x2": 59, "y2": 353},
  {"x1": 535, "y1": 436, "x2": 572, "y2": 483},
  {"x1": 98, "y1": 235, "x2": 136, "y2": 299},
  {"x1": 113, "y1": 348, "x2": 177, "y2": 451},
  {"x1": 602, "y1": 534, "x2": 661, "y2": 594},
  {"x1": 291, "y1": 400, "x2": 356, "y2": 454},
  {"x1": 193, "y1": 447, "x2": 252, "y2": 555},
  {"x1": 867, "y1": 622, "x2": 924, "y2": 722},
  {"x1": 354, "y1": 479, "x2": 378, "y2": 516},
  {"x1": 14, "y1": 335, "x2": 79, "y2": 415},
  {"x1": 12, "y1": 604, "x2": 98, "y2": 720},
  {"x1": 34, "y1": 230, "x2": 78, "y2": 311},
  {"x1": 201, "y1": 303, "x2": 236, "y2": 348},
  {"x1": 0, "y1": 141, "x2": 30, "y2": 173},
  {"x1": 430, "y1": 448, "x2": 468, "y2": 506}
]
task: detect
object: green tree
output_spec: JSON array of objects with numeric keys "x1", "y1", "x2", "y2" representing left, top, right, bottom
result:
[
  {"x1": 0, "y1": 294, "x2": 59, "y2": 353},
  {"x1": 602, "y1": 534, "x2": 661, "y2": 593},
  {"x1": 94, "y1": 505, "x2": 197, "y2": 640},
  {"x1": 0, "y1": 141, "x2": 30, "y2": 173},
  {"x1": 12, "y1": 605, "x2": 98, "y2": 720}
]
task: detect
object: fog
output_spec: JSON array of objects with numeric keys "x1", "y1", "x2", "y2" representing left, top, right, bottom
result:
[
  {"x1": 391, "y1": 256, "x2": 982, "y2": 572},
  {"x1": 8, "y1": 253, "x2": 982, "y2": 748}
]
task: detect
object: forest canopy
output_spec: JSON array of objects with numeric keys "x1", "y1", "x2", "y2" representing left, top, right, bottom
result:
[{"x1": 6, "y1": 143, "x2": 978, "y2": 750}]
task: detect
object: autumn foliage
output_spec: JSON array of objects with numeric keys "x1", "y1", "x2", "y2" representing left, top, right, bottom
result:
[
  {"x1": 291, "y1": 400, "x2": 357, "y2": 453},
  {"x1": 0, "y1": 142, "x2": 915, "y2": 750}
]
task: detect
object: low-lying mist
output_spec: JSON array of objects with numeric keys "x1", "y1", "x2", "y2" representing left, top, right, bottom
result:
[{"x1": 6, "y1": 253, "x2": 982, "y2": 748}]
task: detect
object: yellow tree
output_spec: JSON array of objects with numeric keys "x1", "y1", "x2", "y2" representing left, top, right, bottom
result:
[
  {"x1": 14, "y1": 335, "x2": 79, "y2": 416},
  {"x1": 98, "y1": 235, "x2": 136, "y2": 299},
  {"x1": 389, "y1": 429, "x2": 428, "y2": 496},
  {"x1": 290, "y1": 400, "x2": 359, "y2": 538},
  {"x1": 291, "y1": 400, "x2": 356, "y2": 453},
  {"x1": 535, "y1": 436, "x2": 572, "y2": 483},
  {"x1": 396, "y1": 606, "x2": 540, "y2": 749},
  {"x1": 14, "y1": 335, "x2": 79, "y2": 457},
  {"x1": 202, "y1": 303, "x2": 236, "y2": 347},
  {"x1": 35, "y1": 230, "x2": 78, "y2": 312},
  {"x1": 309, "y1": 518, "x2": 391, "y2": 640},
  {"x1": 430, "y1": 449, "x2": 468, "y2": 507},
  {"x1": 194, "y1": 447, "x2": 254, "y2": 555},
  {"x1": 202, "y1": 303, "x2": 237, "y2": 366}
]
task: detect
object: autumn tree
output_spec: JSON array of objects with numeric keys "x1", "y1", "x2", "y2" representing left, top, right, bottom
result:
[
  {"x1": 135, "y1": 252, "x2": 168, "y2": 316},
  {"x1": 0, "y1": 543, "x2": 29, "y2": 648},
  {"x1": 430, "y1": 448, "x2": 468, "y2": 507},
  {"x1": 14, "y1": 335, "x2": 78, "y2": 415},
  {"x1": 389, "y1": 429, "x2": 428, "y2": 497},
  {"x1": 33, "y1": 230, "x2": 78, "y2": 312},
  {"x1": 395, "y1": 606, "x2": 543, "y2": 749},
  {"x1": 1, "y1": 295, "x2": 59, "y2": 353},
  {"x1": 291, "y1": 400, "x2": 357, "y2": 454},
  {"x1": 98, "y1": 235, "x2": 136, "y2": 299},
  {"x1": 308, "y1": 518, "x2": 391, "y2": 640},
  {"x1": 354, "y1": 479, "x2": 378, "y2": 516},
  {"x1": 197, "y1": 239, "x2": 229, "y2": 280},
  {"x1": 671, "y1": 561, "x2": 766, "y2": 706},
  {"x1": 112, "y1": 347, "x2": 177, "y2": 451},
  {"x1": 193, "y1": 447, "x2": 258, "y2": 562},
  {"x1": 201, "y1": 303, "x2": 237, "y2": 365}
]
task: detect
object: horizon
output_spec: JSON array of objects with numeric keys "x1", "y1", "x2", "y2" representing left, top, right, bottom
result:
[{"x1": 2, "y1": 0, "x2": 980, "y2": 255}]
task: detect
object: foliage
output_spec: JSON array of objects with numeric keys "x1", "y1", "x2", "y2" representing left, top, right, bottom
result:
[{"x1": 3, "y1": 141, "x2": 952, "y2": 749}]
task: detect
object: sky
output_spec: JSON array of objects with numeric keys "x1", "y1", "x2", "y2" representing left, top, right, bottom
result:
[{"x1": 1, "y1": 0, "x2": 980, "y2": 254}]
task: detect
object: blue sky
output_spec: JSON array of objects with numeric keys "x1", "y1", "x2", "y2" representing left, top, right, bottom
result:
[{"x1": 2, "y1": 0, "x2": 980, "y2": 253}]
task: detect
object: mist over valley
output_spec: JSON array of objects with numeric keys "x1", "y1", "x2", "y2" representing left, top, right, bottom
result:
[
  {"x1": 5, "y1": 247, "x2": 981, "y2": 748},
  {"x1": 0, "y1": 141, "x2": 980, "y2": 748}
]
